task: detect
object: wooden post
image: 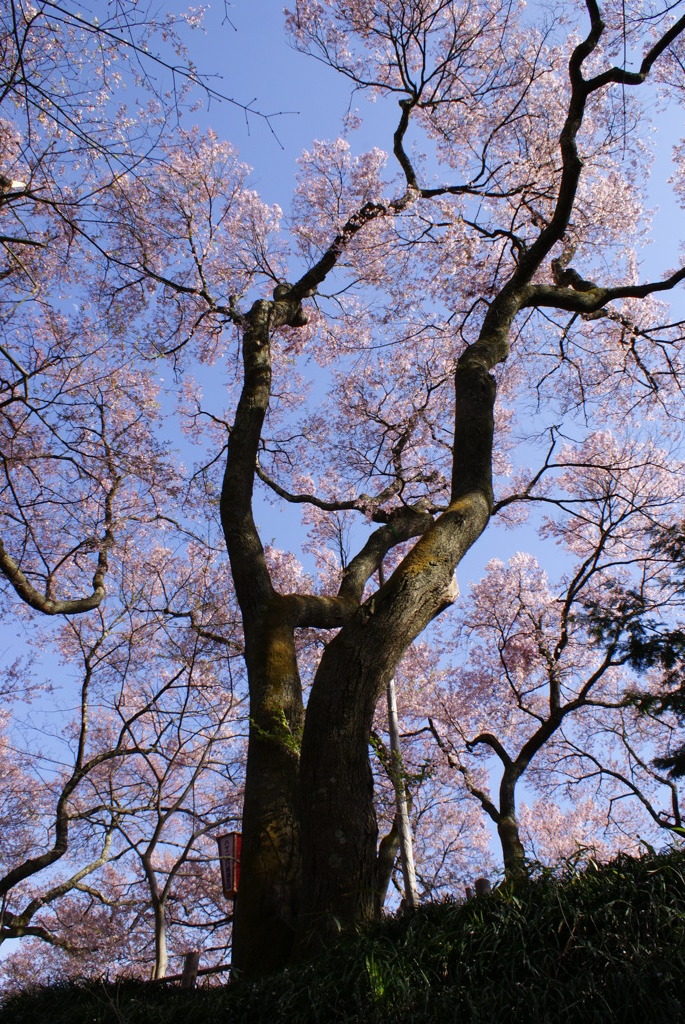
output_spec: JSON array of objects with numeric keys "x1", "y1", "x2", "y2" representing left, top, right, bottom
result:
[
  {"x1": 379, "y1": 561, "x2": 419, "y2": 911},
  {"x1": 217, "y1": 832, "x2": 241, "y2": 899},
  {"x1": 180, "y1": 951, "x2": 201, "y2": 989},
  {"x1": 387, "y1": 677, "x2": 419, "y2": 909}
]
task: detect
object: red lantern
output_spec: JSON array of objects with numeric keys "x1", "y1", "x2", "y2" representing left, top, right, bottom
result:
[{"x1": 217, "y1": 832, "x2": 241, "y2": 899}]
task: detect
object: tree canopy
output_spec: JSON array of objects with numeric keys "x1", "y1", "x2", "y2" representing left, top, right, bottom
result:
[{"x1": 2, "y1": 0, "x2": 685, "y2": 985}]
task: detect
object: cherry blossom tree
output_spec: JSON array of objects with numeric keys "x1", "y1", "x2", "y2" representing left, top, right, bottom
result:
[
  {"x1": 371, "y1": 678, "x2": 495, "y2": 905},
  {"x1": 579, "y1": 519, "x2": 685, "y2": 779},
  {"x1": 218, "y1": 0, "x2": 685, "y2": 972},
  {"x1": 0, "y1": 4, "x2": 250, "y2": 972},
  {"x1": 430, "y1": 431, "x2": 684, "y2": 872},
  {"x1": 95, "y1": 653, "x2": 241, "y2": 981},
  {"x1": 3, "y1": 0, "x2": 685, "y2": 982},
  {"x1": 0, "y1": 542, "x2": 245, "y2": 980}
]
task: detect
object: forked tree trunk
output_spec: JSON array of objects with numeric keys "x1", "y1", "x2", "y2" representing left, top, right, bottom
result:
[
  {"x1": 295, "y1": 507, "x2": 493, "y2": 953},
  {"x1": 226, "y1": 257, "x2": 506, "y2": 975}
]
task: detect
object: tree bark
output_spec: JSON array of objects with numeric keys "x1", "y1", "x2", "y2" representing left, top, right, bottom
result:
[
  {"x1": 225, "y1": 282, "x2": 505, "y2": 968},
  {"x1": 375, "y1": 815, "x2": 401, "y2": 912},
  {"x1": 222, "y1": 292, "x2": 312, "y2": 977},
  {"x1": 497, "y1": 771, "x2": 527, "y2": 882},
  {"x1": 230, "y1": 610, "x2": 304, "y2": 976},
  {"x1": 152, "y1": 900, "x2": 168, "y2": 980},
  {"x1": 295, "y1": 438, "x2": 496, "y2": 953}
]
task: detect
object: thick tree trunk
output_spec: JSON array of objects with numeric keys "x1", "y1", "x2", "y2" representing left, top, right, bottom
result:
[
  {"x1": 222, "y1": 294, "x2": 310, "y2": 978},
  {"x1": 497, "y1": 772, "x2": 527, "y2": 882},
  {"x1": 231, "y1": 736, "x2": 301, "y2": 976},
  {"x1": 295, "y1": 492, "x2": 492, "y2": 955},
  {"x1": 290, "y1": 352, "x2": 499, "y2": 955},
  {"x1": 231, "y1": 614, "x2": 304, "y2": 977},
  {"x1": 228, "y1": 281, "x2": 507, "y2": 973},
  {"x1": 294, "y1": 633, "x2": 384, "y2": 955}
]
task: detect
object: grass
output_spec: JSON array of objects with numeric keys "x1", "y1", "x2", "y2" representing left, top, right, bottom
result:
[{"x1": 3, "y1": 846, "x2": 685, "y2": 1024}]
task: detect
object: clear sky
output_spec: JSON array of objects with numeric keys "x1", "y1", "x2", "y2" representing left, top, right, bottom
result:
[{"x1": 176, "y1": 0, "x2": 363, "y2": 199}]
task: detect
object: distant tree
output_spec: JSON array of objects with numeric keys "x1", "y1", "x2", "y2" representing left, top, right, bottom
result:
[
  {"x1": 580, "y1": 521, "x2": 685, "y2": 779},
  {"x1": 0, "y1": 544, "x2": 243, "y2": 979},
  {"x1": 423, "y1": 432, "x2": 685, "y2": 877}
]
